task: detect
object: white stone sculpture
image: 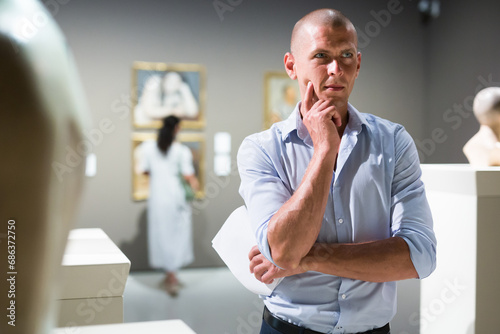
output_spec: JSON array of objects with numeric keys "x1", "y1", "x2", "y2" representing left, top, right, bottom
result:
[
  {"x1": 463, "y1": 87, "x2": 500, "y2": 167},
  {"x1": 0, "y1": 0, "x2": 89, "y2": 333}
]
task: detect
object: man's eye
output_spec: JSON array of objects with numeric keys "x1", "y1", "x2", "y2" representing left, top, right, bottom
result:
[
  {"x1": 342, "y1": 52, "x2": 353, "y2": 58},
  {"x1": 314, "y1": 53, "x2": 326, "y2": 58}
]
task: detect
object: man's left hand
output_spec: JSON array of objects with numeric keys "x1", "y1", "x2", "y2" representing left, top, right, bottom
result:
[{"x1": 248, "y1": 245, "x2": 304, "y2": 284}]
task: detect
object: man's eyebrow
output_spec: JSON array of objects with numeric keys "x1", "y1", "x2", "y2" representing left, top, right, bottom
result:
[
  {"x1": 309, "y1": 47, "x2": 356, "y2": 56},
  {"x1": 339, "y1": 45, "x2": 357, "y2": 52},
  {"x1": 310, "y1": 48, "x2": 330, "y2": 55}
]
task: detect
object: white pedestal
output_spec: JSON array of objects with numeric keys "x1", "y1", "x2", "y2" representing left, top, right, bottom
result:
[
  {"x1": 57, "y1": 228, "x2": 131, "y2": 327},
  {"x1": 54, "y1": 320, "x2": 196, "y2": 334},
  {"x1": 420, "y1": 164, "x2": 500, "y2": 334},
  {"x1": 55, "y1": 297, "x2": 123, "y2": 328}
]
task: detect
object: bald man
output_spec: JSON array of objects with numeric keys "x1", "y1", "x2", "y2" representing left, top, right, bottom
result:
[
  {"x1": 237, "y1": 9, "x2": 436, "y2": 334},
  {"x1": 463, "y1": 87, "x2": 500, "y2": 166}
]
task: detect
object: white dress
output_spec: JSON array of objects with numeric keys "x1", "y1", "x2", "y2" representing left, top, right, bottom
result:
[{"x1": 139, "y1": 140, "x2": 195, "y2": 272}]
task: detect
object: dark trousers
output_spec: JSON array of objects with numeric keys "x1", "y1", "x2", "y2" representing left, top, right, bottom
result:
[
  {"x1": 260, "y1": 312, "x2": 391, "y2": 334},
  {"x1": 260, "y1": 318, "x2": 285, "y2": 334}
]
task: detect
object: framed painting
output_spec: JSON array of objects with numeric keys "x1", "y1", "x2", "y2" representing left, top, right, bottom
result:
[
  {"x1": 131, "y1": 132, "x2": 205, "y2": 201},
  {"x1": 131, "y1": 61, "x2": 206, "y2": 129},
  {"x1": 263, "y1": 71, "x2": 300, "y2": 129}
]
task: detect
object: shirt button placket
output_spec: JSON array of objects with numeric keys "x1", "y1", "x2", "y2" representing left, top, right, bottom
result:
[{"x1": 334, "y1": 294, "x2": 347, "y2": 332}]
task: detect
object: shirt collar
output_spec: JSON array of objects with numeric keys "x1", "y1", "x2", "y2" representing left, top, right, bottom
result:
[
  {"x1": 345, "y1": 103, "x2": 369, "y2": 135},
  {"x1": 280, "y1": 102, "x2": 301, "y2": 141},
  {"x1": 281, "y1": 102, "x2": 369, "y2": 144}
]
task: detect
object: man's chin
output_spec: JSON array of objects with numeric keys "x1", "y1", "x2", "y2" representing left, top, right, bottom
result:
[{"x1": 319, "y1": 95, "x2": 347, "y2": 105}]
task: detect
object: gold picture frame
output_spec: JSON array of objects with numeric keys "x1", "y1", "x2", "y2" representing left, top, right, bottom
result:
[
  {"x1": 132, "y1": 132, "x2": 205, "y2": 201},
  {"x1": 263, "y1": 71, "x2": 300, "y2": 129},
  {"x1": 131, "y1": 61, "x2": 206, "y2": 129}
]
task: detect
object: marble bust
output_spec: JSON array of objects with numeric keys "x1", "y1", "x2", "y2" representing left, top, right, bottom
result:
[{"x1": 463, "y1": 87, "x2": 500, "y2": 167}]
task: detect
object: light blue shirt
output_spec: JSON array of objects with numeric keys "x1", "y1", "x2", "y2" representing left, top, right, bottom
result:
[{"x1": 237, "y1": 103, "x2": 436, "y2": 334}]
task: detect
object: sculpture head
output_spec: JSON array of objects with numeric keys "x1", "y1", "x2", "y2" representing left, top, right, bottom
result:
[{"x1": 473, "y1": 87, "x2": 500, "y2": 128}]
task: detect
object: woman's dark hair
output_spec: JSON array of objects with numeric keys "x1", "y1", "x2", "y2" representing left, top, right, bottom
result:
[{"x1": 157, "y1": 116, "x2": 180, "y2": 154}]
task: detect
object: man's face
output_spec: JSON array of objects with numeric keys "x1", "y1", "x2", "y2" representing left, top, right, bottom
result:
[{"x1": 286, "y1": 23, "x2": 361, "y2": 112}]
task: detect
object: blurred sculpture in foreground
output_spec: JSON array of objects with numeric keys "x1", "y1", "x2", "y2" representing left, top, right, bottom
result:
[
  {"x1": 0, "y1": 0, "x2": 89, "y2": 333},
  {"x1": 463, "y1": 87, "x2": 500, "y2": 167}
]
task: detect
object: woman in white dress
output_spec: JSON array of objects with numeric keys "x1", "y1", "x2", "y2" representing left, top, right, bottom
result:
[{"x1": 140, "y1": 116, "x2": 199, "y2": 295}]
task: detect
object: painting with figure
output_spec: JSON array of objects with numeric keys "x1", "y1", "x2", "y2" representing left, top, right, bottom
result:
[
  {"x1": 263, "y1": 71, "x2": 300, "y2": 129},
  {"x1": 132, "y1": 61, "x2": 206, "y2": 129},
  {"x1": 132, "y1": 132, "x2": 205, "y2": 201}
]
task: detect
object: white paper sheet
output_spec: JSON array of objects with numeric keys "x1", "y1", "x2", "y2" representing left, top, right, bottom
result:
[{"x1": 212, "y1": 206, "x2": 282, "y2": 295}]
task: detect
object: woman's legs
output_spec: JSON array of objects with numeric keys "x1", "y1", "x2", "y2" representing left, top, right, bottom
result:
[{"x1": 164, "y1": 271, "x2": 180, "y2": 296}]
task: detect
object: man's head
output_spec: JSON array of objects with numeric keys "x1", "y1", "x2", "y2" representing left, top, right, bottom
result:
[
  {"x1": 473, "y1": 87, "x2": 500, "y2": 127},
  {"x1": 284, "y1": 9, "x2": 361, "y2": 114}
]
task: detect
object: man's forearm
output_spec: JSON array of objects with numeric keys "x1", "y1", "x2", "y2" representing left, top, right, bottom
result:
[
  {"x1": 266, "y1": 82, "x2": 342, "y2": 270},
  {"x1": 267, "y1": 150, "x2": 335, "y2": 270},
  {"x1": 300, "y1": 237, "x2": 418, "y2": 282}
]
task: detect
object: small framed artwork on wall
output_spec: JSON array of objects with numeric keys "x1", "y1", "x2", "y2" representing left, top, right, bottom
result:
[{"x1": 263, "y1": 71, "x2": 300, "y2": 129}]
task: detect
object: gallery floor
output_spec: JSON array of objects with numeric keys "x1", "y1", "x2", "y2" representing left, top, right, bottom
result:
[
  {"x1": 123, "y1": 267, "x2": 420, "y2": 334},
  {"x1": 123, "y1": 267, "x2": 265, "y2": 334}
]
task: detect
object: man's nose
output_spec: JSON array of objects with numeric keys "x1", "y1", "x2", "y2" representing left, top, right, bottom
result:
[{"x1": 328, "y1": 59, "x2": 342, "y2": 76}]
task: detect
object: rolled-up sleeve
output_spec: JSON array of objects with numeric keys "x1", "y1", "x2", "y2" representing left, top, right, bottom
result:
[
  {"x1": 237, "y1": 135, "x2": 292, "y2": 266},
  {"x1": 390, "y1": 126, "x2": 437, "y2": 279}
]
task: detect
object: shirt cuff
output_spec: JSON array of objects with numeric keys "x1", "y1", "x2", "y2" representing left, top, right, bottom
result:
[
  {"x1": 398, "y1": 234, "x2": 437, "y2": 279},
  {"x1": 257, "y1": 223, "x2": 285, "y2": 270}
]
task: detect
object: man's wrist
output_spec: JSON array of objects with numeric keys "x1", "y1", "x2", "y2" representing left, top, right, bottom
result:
[
  {"x1": 300, "y1": 243, "x2": 336, "y2": 272},
  {"x1": 312, "y1": 146, "x2": 337, "y2": 165}
]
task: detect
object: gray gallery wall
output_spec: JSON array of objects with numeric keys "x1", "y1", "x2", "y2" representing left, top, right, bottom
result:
[
  {"x1": 40, "y1": 0, "x2": 500, "y2": 333},
  {"x1": 49, "y1": 0, "x2": 427, "y2": 270},
  {"x1": 422, "y1": 0, "x2": 500, "y2": 163}
]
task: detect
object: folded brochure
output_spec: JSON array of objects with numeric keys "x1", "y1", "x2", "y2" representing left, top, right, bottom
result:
[{"x1": 212, "y1": 206, "x2": 282, "y2": 295}]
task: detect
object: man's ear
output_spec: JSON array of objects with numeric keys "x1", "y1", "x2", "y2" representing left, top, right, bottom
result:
[
  {"x1": 355, "y1": 52, "x2": 362, "y2": 78},
  {"x1": 284, "y1": 52, "x2": 297, "y2": 80}
]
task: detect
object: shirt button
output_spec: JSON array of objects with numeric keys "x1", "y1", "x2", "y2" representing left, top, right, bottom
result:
[
  {"x1": 338, "y1": 218, "x2": 343, "y2": 224},
  {"x1": 341, "y1": 294, "x2": 346, "y2": 299}
]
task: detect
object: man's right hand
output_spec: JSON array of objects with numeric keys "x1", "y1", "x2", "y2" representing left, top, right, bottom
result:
[{"x1": 301, "y1": 81, "x2": 341, "y2": 158}]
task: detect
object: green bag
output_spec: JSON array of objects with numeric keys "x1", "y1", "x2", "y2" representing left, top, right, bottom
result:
[
  {"x1": 178, "y1": 157, "x2": 195, "y2": 201},
  {"x1": 180, "y1": 173, "x2": 195, "y2": 201}
]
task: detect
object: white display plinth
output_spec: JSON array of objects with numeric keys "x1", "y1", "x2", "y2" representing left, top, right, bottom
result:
[
  {"x1": 420, "y1": 164, "x2": 500, "y2": 334},
  {"x1": 57, "y1": 228, "x2": 131, "y2": 327},
  {"x1": 54, "y1": 320, "x2": 196, "y2": 334},
  {"x1": 55, "y1": 297, "x2": 123, "y2": 327}
]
